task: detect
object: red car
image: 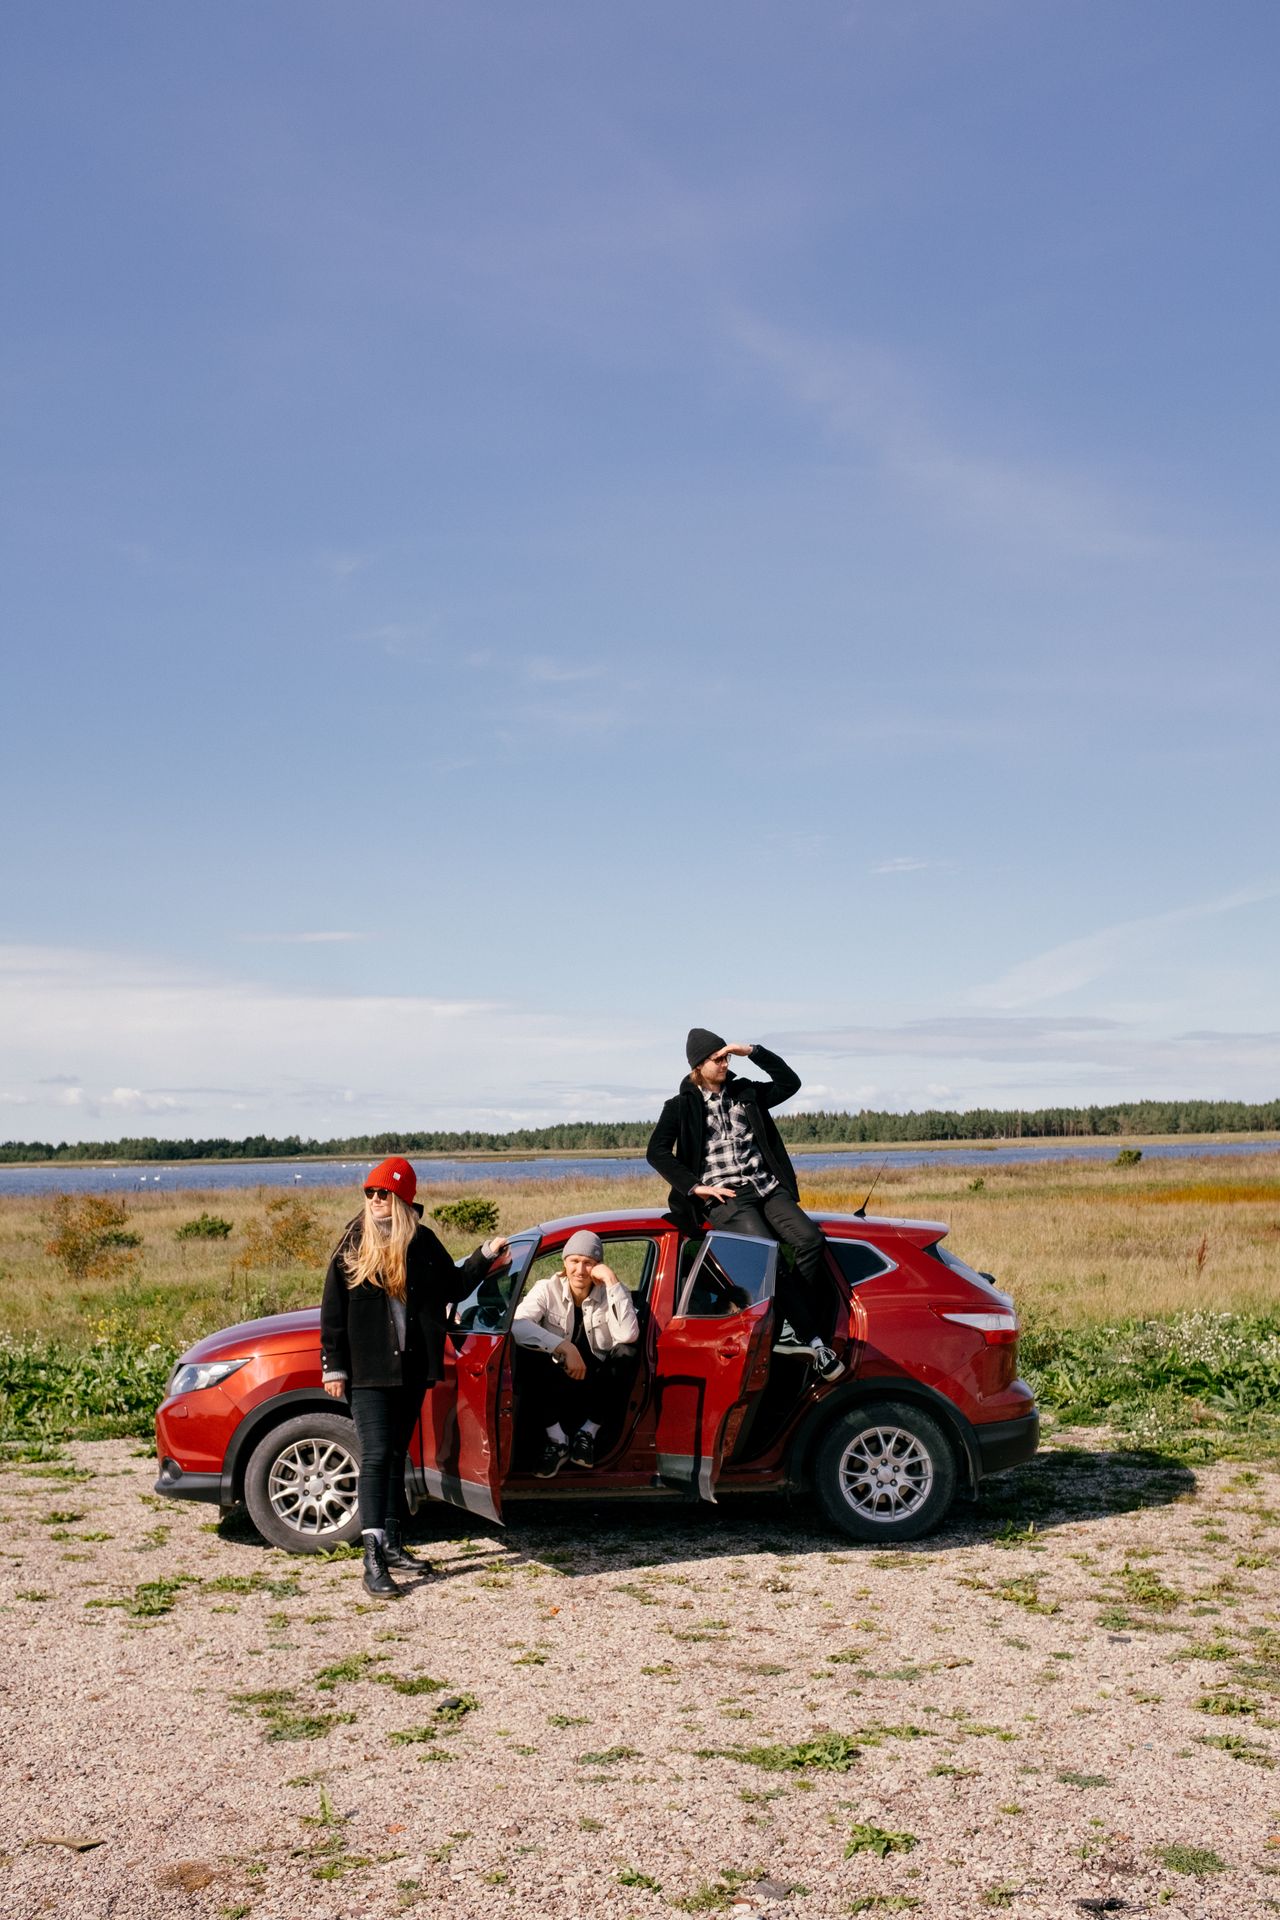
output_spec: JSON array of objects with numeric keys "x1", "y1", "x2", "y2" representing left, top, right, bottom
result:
[{"x1": 154, "y1": 1207, "x2": 1038, "y2": 1550}]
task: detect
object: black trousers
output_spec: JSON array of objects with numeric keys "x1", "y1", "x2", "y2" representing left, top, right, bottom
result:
[
  {"x1": 520, "y1": 1346, "x2": 639, "y2": 1439},
  {"x1": 349, "y1": 1374, "x2": 428, "y2": 1533},
  {"x1": 705, "y1": 1188, "x2": 828, "y2": 1347}
]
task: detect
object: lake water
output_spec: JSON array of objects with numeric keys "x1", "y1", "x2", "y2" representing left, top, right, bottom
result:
[{"x1": 1, "y1": 1136, "x2": 1277, "y2": 1197}]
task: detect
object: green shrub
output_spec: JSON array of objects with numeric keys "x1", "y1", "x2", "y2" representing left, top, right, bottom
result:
[
  {"x1": 431, "y1": 1197, "x2": 500, "y2": 1236},
  {"x1": 235, "y1": 1194, "x2": 327, "y2": 1273},
  {"x1": 175, "y1": 1212, "x2": 233, "y2": 1242},
  {"x1": 1113, "y1": 1147, "x2": 1143, "y2": 1167},
  {"x1": 0, "y1": 1335, "x2": 171, "y2": 1440},
  {"x1": 1021, "y1": 1312, "x2": 1280, "y2": 1448},
  {"x1": 44, "y1": 1195, "x2": 142, "y2": 1281}
]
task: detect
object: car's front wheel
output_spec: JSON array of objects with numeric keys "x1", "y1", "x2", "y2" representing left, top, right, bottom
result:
[
  {"x1": 811, "y1": 1399, "x2": 956, "y2": 1543},
  {"x1": 242, "y1": 1411, "x2": 363, "y2": 1553}
]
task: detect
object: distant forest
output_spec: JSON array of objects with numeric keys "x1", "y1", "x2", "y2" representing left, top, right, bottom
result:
[{"x1": 3, "y1": 1099, "x2": 1279, "y2": 1163}]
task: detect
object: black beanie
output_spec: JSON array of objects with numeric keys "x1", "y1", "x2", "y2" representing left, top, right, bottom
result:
[{"x1": 686, "y1": 1027, "x2": 726, "y2": 1069}]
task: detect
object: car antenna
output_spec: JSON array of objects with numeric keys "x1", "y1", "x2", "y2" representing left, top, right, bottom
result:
[{"x1": 853, "y1": 1160, "x2": 888, "y2": 1219}]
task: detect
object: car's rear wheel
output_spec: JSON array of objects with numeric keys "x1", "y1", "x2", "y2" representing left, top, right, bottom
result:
[
  {"x1": 243, "y1": 1412, "x2": 363, "y2": 1553},
  {"x1": 812, "y1": 1399, "x2": 956, "y2": 1543}
]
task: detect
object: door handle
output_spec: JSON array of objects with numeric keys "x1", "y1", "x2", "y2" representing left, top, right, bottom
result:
[{"x1": 717, "y1": 1343, "x2": 744, "y2": 1360}]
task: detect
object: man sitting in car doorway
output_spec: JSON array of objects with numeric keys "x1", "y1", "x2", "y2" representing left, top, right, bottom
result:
[
  {"x1": 512, "y1": 1231, "x2": 641, "y2": 1476},
  {"x1": 647, "y1": 1029, "x2": 842, "y2": 1382}
]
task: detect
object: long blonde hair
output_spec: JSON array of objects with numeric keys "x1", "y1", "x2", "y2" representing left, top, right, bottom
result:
[{"x1": 342, "y1": 1192, "x2": 416, "y2": 1299}]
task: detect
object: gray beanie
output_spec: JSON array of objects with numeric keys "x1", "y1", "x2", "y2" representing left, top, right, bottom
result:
[{"x1": 563, "y1": 1230, "x2": 603, "y2": 1263}]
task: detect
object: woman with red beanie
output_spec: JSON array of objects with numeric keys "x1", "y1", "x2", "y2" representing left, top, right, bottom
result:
[{"x1": 320, "y1": 1157, "x2": 508, "y2": 1596}]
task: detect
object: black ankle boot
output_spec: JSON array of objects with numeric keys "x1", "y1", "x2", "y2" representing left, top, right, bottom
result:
[
  {"x1": 362, "y1": 1533, "x2": 400, "y2": 1597},
  {"x1": 382, "y1": 1520, "x2": 423, "y2": 1569}
]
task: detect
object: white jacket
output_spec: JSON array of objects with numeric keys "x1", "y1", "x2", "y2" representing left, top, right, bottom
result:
[{"x1": 512, "y1": 1272, "x2": 640, "y2": 1359}]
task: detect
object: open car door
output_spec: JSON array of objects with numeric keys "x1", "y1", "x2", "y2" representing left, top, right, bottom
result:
[
  {"x1": 411, "y1": 1231, "x2": 538, "y2": 1524},
  {"x1": 654, "y1": 1230, "x2": 777, "y2": 1502}
]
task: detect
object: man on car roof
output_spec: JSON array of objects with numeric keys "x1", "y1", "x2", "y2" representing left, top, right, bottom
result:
[{"x1": 646, "y1": 1030, "x2": 842, "y2": 1381}]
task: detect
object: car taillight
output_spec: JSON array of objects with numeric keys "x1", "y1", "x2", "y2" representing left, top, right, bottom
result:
[{"x1": 935, "y1": 1310, "x2": 1019, "y2": 1345}]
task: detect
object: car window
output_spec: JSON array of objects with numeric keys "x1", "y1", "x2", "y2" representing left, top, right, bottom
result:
[
  {"x1": 828, "y1": 1239, "x2": 896, "y2": 1288},
  {"x1": 520, "y1": 1236, "x2": 659, "y2": 1303},
  {"x1": 926, "y1": 1242, "x2": 1003, "y2": 1294},
  {"x1": 677, "y1": 1232, "x2": 777, "y2": 1319},
  {"x1": 601, "y1": 1238, "x2": 658, "y2": 1296},
  {"x1": 450, "y1": 1233, "x2": 539, "y2": 1334}
]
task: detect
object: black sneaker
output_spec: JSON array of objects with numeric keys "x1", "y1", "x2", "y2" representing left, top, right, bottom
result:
[
  {"x1": 772, "y1": 1319, "x2": 811, "y2": 1355},
  {"x1": 568, "y1": 1428, "x2": 597, "y2": 1469},
  {"x1": 536, "y1": 1436, "x2": 570, "y2": 1478},
  {"x1": 810, "y1": 1343, "x2": 843, "y2": 1382}
]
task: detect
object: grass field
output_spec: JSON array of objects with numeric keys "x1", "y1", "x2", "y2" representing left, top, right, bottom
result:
[{"x1": 1, "y1": 1149, "x2": 1278, "y2": 1456}]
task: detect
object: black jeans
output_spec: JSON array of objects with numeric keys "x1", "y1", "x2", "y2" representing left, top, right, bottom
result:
[
  {"x1": 706, "y1": 1189, "x2": 828, "y2": 1347},
  {"x1": 520, "y1": 1346, "x2": 639, "y2": 1439},
  {"x1": 349, "y1": 1376, "x2": 428, "y2": 1534}
]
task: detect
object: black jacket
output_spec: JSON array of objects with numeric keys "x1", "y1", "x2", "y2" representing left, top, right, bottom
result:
[
  {"x1": 646, "y1": 1044, "x2": 802, "y2": 1232},
  {"x1": 320, "y1": 1220, "x2": 494, "y2": 1391}
]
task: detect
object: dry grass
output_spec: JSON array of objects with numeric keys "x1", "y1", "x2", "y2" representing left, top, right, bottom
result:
[
  {"x1": 793, "y1": 1150, "x2": 1280, "y2": 1328},
  {"x1": 0, "y1": 1148, "x2": 1277, "y2": 1349}
]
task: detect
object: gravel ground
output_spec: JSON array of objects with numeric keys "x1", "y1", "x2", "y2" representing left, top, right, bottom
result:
[{"x1": 2, "y1": 1436, "x2": 1279, "y2": 1920}]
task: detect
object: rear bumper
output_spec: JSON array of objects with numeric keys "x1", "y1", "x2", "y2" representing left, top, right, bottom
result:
[
  {"x1": 973, "y1": 1410, "x2": 1040, "y2": 1477},
  {"x1": 154, "y1": 1456, "x2": 225, "y2": 1505}
]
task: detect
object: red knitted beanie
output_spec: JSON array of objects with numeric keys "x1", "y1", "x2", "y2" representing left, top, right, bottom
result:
[{"x1": 363, "y1": 1156, "x2": 417, "y2": 1207}]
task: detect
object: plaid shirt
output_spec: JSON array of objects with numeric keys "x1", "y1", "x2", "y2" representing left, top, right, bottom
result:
[{"x1": 700, "y1": 1087, "x2": 778, "y2": 1199}]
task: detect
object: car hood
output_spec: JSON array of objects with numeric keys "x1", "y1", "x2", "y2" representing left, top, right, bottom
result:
[{"x1": 177, "y1": 1308, "x2": 321, "y2": 1364}]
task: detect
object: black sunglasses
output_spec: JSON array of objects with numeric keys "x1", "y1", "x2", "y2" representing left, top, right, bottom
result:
[{"x1": 364, "y1": 1187, "x2": 393, "y2": 1201}]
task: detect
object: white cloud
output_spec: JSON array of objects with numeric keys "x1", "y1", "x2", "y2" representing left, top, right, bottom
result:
[
  {"x1": 773, "y1": 1016, "x2": 1126, "y2": 1060},
  {"x1": 239, "y1": 931, "x2": 373, "y2": 946},
  {"x1": 871, "y1": 857, "x2": 930, "y2": 875},
  {"x1": 732, "y1": 312, "x2": 1166, "y2": 561},
  {"x1": 358, "y1": 622, "x2": 439, "y2": 661},
  {"x1": 0, "y1": 944, "x2": 663, "y2": 1141},
  {"x1": 102, "y1": 1088, "x2": 182, "y2": 1113},
  {"x1": 766, "y1": 1013, "x2": 1280, "y2": 1106},
  {"x1": 318, "y1": 549, "x2": 372, "y2": 580},
  {"x1": 971, "y1": 884, "x2": 1280, "y2": 1010},
  {"x1": 3, "y1": 942, "x2": 1277, "y2": 1144},
  {"x1": 526, "y1": 657, "x2": 606, "y2": 685}
]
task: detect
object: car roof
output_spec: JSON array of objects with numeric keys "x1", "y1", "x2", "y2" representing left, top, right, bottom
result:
[
  {"x1": 816, "y1": 1212, "x2": 948, "y2": 1235},
  {"x1": 529, "y1": 1207, "x2": 947, "y2": 1240},
  {"x1": 534, "y1": 1207, "x2": 676, "y2": 1238}
]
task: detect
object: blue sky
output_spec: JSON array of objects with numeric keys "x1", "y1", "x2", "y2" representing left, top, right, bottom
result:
[{"x1": 2, "y1": 2, "x2": 1277, "y2": 1141}]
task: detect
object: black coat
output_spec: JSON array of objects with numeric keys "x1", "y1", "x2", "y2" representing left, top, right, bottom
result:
[
  {"x1": 645, "y1": 1043, "x2": 802, "y2": 1232},
  {"x1": 320, "y1": 1220, "x2": 494, "y2": 1391}
]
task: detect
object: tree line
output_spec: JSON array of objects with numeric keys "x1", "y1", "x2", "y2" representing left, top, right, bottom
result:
[{"x1": 3, "y1": 1097, "x2": 1278, "y2": 1163}]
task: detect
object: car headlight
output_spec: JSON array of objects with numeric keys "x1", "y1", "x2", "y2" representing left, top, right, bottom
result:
[{"x1": 167, "y1": 1356, "x2": 250, "y2": 1397}]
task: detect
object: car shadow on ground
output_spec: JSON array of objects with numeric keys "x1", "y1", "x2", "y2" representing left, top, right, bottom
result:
[
  {"x1": 423, "y1": 1439, "x2": 1198, "y2": 1574},
  {"x1": 210, "y1": 1437, "x2": 1197, "y2": 1574}
]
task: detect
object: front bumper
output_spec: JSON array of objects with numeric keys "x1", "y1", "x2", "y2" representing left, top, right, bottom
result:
[
  {"x1": 973, "y1": 1409, "x2": 1040, "y2": 1477},
  {"x1": 154, "y1": 1456, "x2": 225, "y2": 1505}
]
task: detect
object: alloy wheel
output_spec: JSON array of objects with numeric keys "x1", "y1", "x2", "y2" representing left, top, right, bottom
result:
[
  {"x1": 267, "y1": 1436, "x2": 359, "y2": 1536},
  {"x1": 837, "y1": 1422, "x2": 934, "y2": 1521}
]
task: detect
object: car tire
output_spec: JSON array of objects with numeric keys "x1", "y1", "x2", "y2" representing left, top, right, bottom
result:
[
  {"x1": 811, "y1": 1399, "x2": 957, "y2": 1543},
  {"x1": 242, "y1": 1411, "x2": 364, "y2": 1554}
]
